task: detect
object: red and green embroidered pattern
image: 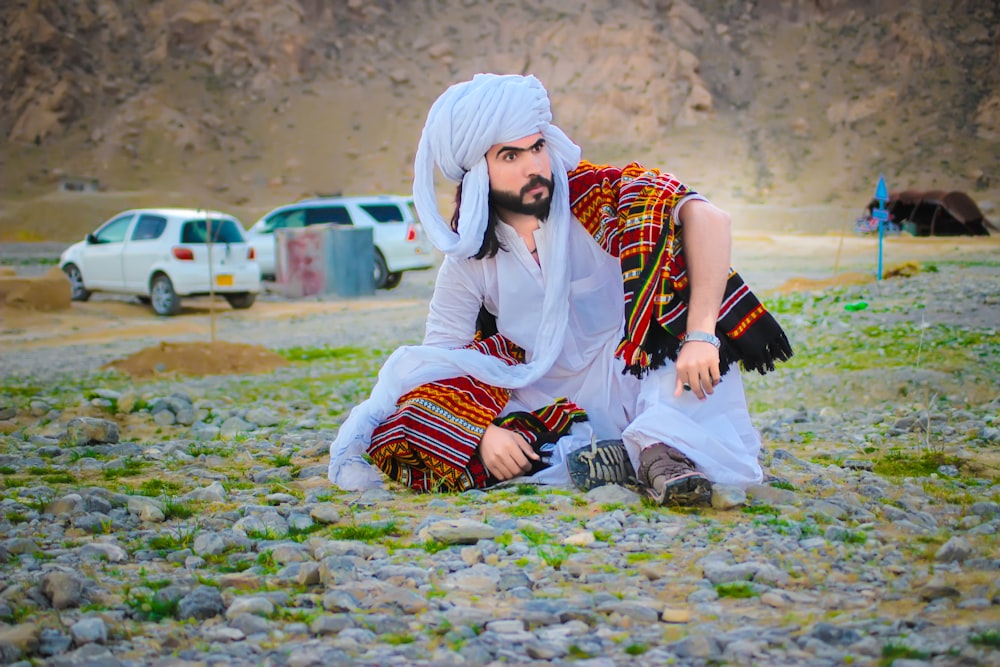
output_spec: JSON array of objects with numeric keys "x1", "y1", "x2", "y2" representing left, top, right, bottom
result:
[
  {"x1": 368, "y1": 335, "x2": 587, "y2": 492},
  {"x1": 568, "y1": 160, "x2": 792, "y2": 377}
]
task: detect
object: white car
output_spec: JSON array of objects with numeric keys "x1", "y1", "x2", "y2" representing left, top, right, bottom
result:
[
  {"x1": 245, "y1": 195, "x2": 436, "y2": 289},
  {"x1": 60, "y1": 208, "x2": 261, "y2": 316}
]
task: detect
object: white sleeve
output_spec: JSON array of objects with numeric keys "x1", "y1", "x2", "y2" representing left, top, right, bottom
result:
[
  {"x1": 671, "y1": 193, "x2": 708, "y2": 228},
  {"x1": 423, "y1": 256, "x2": 485, "y2": 348}
]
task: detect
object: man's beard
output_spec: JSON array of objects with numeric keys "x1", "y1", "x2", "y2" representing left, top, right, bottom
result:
[{"x1": 489, "y1": 175, "x2": 554, "y2": 220}]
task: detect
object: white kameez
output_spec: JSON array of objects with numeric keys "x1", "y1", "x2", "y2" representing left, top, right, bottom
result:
[
  {"x1": 328, "y1": 73, "x2": 761, "y2": 491},
  {"x1": 425, "y1": 218, "x2": 763, "y2": 487}
]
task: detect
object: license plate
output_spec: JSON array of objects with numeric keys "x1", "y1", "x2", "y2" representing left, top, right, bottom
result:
[{"x1": 215, "y1": 274, "x2": 234, "y2": 287}]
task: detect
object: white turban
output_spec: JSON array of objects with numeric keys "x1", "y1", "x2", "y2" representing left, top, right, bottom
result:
[
  {"x1": 413, "y1": 73, "x2": 581, "y2": 258},
  {"x1": 329, "y1": 74, "x2": 582, "y2": 490}
]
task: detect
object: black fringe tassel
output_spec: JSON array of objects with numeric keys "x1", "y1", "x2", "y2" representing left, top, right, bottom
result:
[{"x1": 623, "y1": 323, "x2": 794, "y2": 379}]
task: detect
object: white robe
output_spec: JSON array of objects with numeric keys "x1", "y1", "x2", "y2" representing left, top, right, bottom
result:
[{"x1": 424, "y1": 219, "x2": 764, "y2": 487}]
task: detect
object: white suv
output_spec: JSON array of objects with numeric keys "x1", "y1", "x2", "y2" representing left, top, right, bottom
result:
[
  {"x1": 60, "y1": 208, "x2": 261, "y2": 316},
  {"x1": 245, "y1": 195, "x2": 435, "y2": 289}
]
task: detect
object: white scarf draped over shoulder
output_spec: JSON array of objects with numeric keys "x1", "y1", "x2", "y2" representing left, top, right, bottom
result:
[{"x1": 329, "y1": 73, "x2": 582, "y2": 490}]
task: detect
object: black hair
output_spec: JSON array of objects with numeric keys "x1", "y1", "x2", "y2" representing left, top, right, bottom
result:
[{"x1": 451, "y1": 182, "x2": 505, "y2": 259}]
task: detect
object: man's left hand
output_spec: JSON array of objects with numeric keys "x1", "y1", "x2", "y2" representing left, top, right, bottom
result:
[{"x1": 673, "y1": 340, "x2": 721, "y2": 400}]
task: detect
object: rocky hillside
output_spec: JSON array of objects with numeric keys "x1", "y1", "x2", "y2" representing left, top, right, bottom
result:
[{"x1": 1, "y1": 0, "x2": 998, "y2": 241}]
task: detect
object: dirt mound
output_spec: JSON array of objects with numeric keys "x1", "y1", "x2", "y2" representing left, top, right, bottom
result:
[
  {"x1": 0, "y1": 266, "x2": 71, "y2": 311},
  {"x1": 773, "y1": 271, "x2": 875, "y2": 294},
  {"x1": 104, "y1": 341, "x2": 289, "y2": 378},
  {"x1": 772, "y1": 261, "x2": 931, "y2": 294}
]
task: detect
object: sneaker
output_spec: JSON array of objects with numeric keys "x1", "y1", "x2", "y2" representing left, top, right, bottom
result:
[
  {"x1": 638, "y1": 444, "x2": 712, "y2": 506},
  {"x1": 567, "y1": 439, "x2": 637, "y2": 491}
]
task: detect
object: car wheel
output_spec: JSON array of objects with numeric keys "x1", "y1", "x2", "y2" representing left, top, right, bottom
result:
[
  {"x1": 384, "y1": 272, "x2": 402, "y2": 289},
  {"x1": 373, "y1": 250, "x2": 390, "y2": 289},
  {"x1": 224, "y1": 292, "x2": 257, "y2": 309},
  {"x1": 150, "y1": 274, "x2": 181, "y2": 316},
  {"x1": 62, "y1": 264, "x2": 91, "y2": 301}
]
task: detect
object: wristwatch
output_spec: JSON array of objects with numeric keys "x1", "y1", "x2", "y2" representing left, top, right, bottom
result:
[{"x1": 682, "y1": 330, "x2": 721, "y2": 349}]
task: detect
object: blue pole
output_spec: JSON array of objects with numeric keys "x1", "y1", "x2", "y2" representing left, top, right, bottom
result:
[
  {"x1": 873, "y1": 175, "x2": 889, "y2": 281},
  {"x1": 877, "y1": 216, "x2": 884, "y2": 280}
]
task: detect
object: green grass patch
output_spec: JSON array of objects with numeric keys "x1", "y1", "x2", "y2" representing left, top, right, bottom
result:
[
  {"x1": 537, "y1": 544, "x2": 576, "y2": 569},
  {"x1": 970, "y1": 629, "x2": 1000, "y2": 648},
  {"x1": 421, "y1": 539, "x2": 451, "y2": 554},
  {"x1": 42, "y1": 471, "x2": 77, "y2": 484},
  {"x1": 137, "y1": 479, "x2": 183, "y2": 496},
  {"x1": 0, "y1": 383, "x2": 43, "y2": 399},
  {"x1": 126, "y1": 590, "x2": 179, "y2": 622},
  {"x1": 244, "y1": 527, "x2": 285, "y2": 541},
  {"x1": 278, "y1": 344, "x2": 370, "y2": 362},
  {"x1": 328, "y1": 521, "x2": 400, "y2": 542},
  {"x1": 15, "y1": 495, "x2": 50, "y2": 512},
  {"x1": 0, "y1": 603, "x2": 36, "y2": 623},
  {"x1": 715, "y1": 582, "x2": 758, "y2": 599},
  {"x1": 752, "y1": 516, "x2": 802, "y2": 536},
  {"x1": 776, "y1": 321, "x2": 1000, "y2": 374},
  {"x1": 102, "y1": 458, "x2": 147, "y2": 480},
  {"x1": 742, "y1": 503, "x2": 781, "y2": 516},
  {"x1": 286, "y1": 524, "x2": 324, "y2": 542},
  {"x1": 873, "y1": 449, "x2": 964, "y2": 478},
  {"x1": 503, "y1": 499, "x2": 545, "y2": 517},
  {"x1": 519, "y1": 525, "x2": 553, "y2": 546},
  {"x1": 624, "y1": 643, "x2": 649, "y2": 655},
  {"x1": 834, "y1": 529, "x2": 868, "y2": 544},
  {"x1": 271, "y1": 453, "x2": 293, "y2": 467},
  {"x1": 567, "y1": 644, "x2": 595, "y2": 659},
  {"x1": 147, "y1": 526, "x2": 198, "y2": 552},
  {"x1": 625, "y1": 552, "x2": 656, "y2": 564},
  {"x1": 880, "y1": 642, "x2": 929, "y2": 666},
  {"x1": 163, "y1": 498, "x2": 195, "y2": 520},
  {"x1": 26, "y1": 466, "x2": 78, "y2": 484},
  {"x1": 68, "y1": 448, "x2": 105, "y2": 462},
  {"x1": 256, "y1": 550, "x2": 278, "y2": 575},
  {"x1": 187, "y1": 443, "x2": 231, "y2": 458}
]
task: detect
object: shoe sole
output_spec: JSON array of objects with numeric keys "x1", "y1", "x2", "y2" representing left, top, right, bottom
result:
[
  {"x1": 567, "y1": 440, "x2": 637, "y2": 491},
  {"x1": 644, "y1": 471, "x2": 713, "y2": 506}
]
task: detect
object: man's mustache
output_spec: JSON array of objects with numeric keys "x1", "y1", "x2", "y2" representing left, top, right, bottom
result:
[{"x1": 521, "y1": 176, "x2": 553, "y2": 197}]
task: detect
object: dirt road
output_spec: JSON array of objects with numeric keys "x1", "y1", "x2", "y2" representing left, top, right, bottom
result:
[{"x1": 2, "y1": 232, "x2": 997, "y2": 354}]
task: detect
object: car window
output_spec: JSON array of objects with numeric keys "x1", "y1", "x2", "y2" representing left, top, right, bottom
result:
[
  {"x1": 306, "y1": 206, "x2": 352, "y2": 225},
  {"x1": 131, "y1": 215, "x2": 167, "y2": 241},
  {"x1": 181, "y1": 219, "x2": 246, "y2": 244},
  {"x1": 93, "y1": 214, "x2": 133, "y2": 243},
  {"x1": 262, "y1": 209, "x2": 307, "y2": 233},
  {"x1": 360, "y1": 204, "x2": 405, "y2": 223}
]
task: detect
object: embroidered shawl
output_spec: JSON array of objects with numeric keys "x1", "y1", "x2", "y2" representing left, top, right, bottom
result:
[{"x1": 568, "y1": 160, "x2": 793, "y2": 377}]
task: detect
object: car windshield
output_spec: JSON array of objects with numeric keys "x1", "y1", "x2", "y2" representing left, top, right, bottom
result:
[{"x1": 181, "y1": 219, "x2": 245, "y2": 243}]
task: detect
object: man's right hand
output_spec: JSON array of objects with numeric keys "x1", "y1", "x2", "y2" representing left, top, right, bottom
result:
[{"x1": 479, "y1": 424, "x2": 539, "y2": 480}]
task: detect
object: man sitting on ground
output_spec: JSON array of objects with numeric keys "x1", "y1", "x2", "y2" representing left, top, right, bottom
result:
[{"x1": 328, "y1": 73, "x2": 791, "y2": 505}]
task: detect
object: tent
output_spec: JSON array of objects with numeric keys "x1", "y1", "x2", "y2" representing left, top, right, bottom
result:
[{"x1": 864, "y1": 190, "x2": 996, "y2": 236}]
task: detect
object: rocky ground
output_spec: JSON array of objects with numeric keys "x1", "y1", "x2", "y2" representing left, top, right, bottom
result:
[{"x1": 0, "y1": 248, "x2": 998, "y2": 666}]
